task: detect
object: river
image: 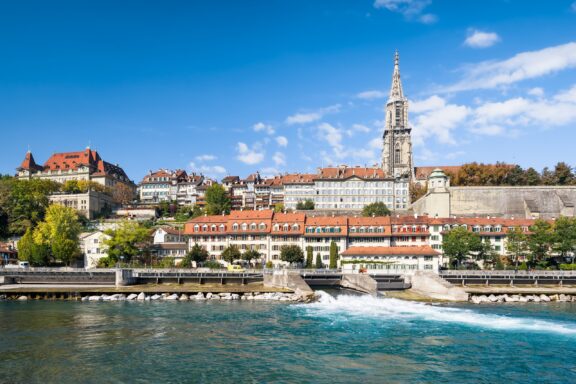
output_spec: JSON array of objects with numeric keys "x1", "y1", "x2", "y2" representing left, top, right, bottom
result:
[{"x1": 1, "y1": 292, "x2": 575, "y2": 383}]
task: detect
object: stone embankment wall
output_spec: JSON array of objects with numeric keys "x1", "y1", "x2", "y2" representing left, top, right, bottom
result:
[
  {"x1": 264, "y1": 271, "x2": 315, "y2": 301},
  {"x1": 341, "y1": 274, "x2": 378, "y2": 295}
]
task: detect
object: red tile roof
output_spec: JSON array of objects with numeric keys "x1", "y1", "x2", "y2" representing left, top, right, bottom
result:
[
  {"x1": 317, "y1": 167, "x2": 387, "y2": 180},
  {"x1": 341, "y1": 246, "x2": 439, "y2": 256},
  {"x1": 18, "y1": 151, "x2": 43, "y2": 171},
  {"x1": 281, "y1": 173, "x2": 315, "y2": 184}
]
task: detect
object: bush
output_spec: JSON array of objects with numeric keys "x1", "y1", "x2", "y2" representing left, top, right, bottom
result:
[
  {"x1": 204, "y1": 260, "x2": 223, "y2": 270},
  {"x1": 559, "y1": 263, "x2": 576, "y2": 270},
  {"x1": 265, "y1": 261, "x2": 273, "y2": 269}
]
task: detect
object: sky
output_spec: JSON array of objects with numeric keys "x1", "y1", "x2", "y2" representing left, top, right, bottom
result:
[{"x1": 1, "y1": 0, "x2": 576, "y2": 182}]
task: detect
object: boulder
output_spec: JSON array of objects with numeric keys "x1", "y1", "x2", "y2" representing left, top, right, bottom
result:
[
  {"x1": 17, "y1": 295, "x2": 28, "y2": 301},
  {"x1": 88, "y1": 295, "x2": 102, "y2": 301},
  {"x1": 81, "y1": 296, "x2": 89, "y2": 302},
  {"x1": 195, "y1": 293, "x2": 206, "y2": 300},
  {"x1": 165, "y1": 294, "x2": 179, "y2": 300},
  {"x1": 151, "y1": 294, "x2": 161, "y2": 300},
  {"x1": 127, "y1": 293, "x2": 138, "y2": 301},
  {"x1": 137, "y1": 292, "x2": 146, "y2": 300},
  {"x1": 179, "y1": 294, "x2": 189, "y2": 301},
  {"x1": 559, "y1": 294, "x2": 568, "y2": 302},
  {"x1": 549, "y1": 294, "x2": 559, "y2": 302},
  {"x1": 231, "y1": 294, "x2": 240, "y2": 300},
  {"x1": 471, "y1": 296, "x2": 481, "y2": 304},
  {"x1": 540, "y1": 294, "x2": 550, "y2": 302},
  {"x1": 488, "y1": 294, "x2": 498, "y2": 302},
  {"x1": 206, "y1": 292, "x2": 213, "y2": 299},
  {"x1": 519, "y1": 296, "x2": 529, "y2": 302}
]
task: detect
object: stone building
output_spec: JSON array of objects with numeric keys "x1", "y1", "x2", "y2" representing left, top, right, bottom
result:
[{"x1": 16, "y1": 148, "x2": 135, "y2": 219}]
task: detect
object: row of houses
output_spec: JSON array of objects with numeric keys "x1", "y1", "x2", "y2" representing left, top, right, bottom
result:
[{"x1": 181, "y1": 210, "x2": 538, "y2": 273}]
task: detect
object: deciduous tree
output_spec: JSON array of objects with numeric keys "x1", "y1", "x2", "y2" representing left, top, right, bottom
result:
[
  {"x1": 181, "y1": 243, "x2": 209, "y2": 267},
  {"x1": 442, "y1": 227, "x2": 482, "y2": 268},
  {"x1": 205, "y1": 184, "x2": 231, "y2": 215},
  {"x1": 329, "y1": 241, "x2": 338, "y2": 269},
  {"x1": 34, "y1": 204, "x2": 82, "y2": 266},
  {"x1": 362, "y1": 202, "x2": 391, "y2": 217},
  {"x1": 104, "y1": 221, "x2": 151, "y2": 264},
  {"x1": 280, "y1": 245, "x2": 304, "y2": 264},
  {"x1": 221, "y1": 245, "x2": 241, "y2": 264}
]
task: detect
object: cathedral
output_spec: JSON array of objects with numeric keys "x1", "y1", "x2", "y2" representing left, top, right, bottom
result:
[{"x1": 382, "y1": 51, "x2": 414, "y2": 180}]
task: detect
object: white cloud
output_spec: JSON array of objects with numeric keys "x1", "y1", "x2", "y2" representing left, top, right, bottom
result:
[
  {"x1": 351, "y1": 124, "x2": 371, "y2": 133},
  {"x1": 369, "y1": 137, "x2": 382, "y2": 149},
  {"x1": 253, "y1": 122, "x2": 275, "y2": 135},
  {"x1": 527, "y1": 87, "x2": 544, "y2": 97},
  {"x1": 275, "y1": 136, "x2": 288, "y2": 147},
  {"x1": 441, "y1": 42, "x2": 576, "y2": 93},
  {"x1": 316, "y1": 123, "x2": 343, "y2": 153},
  {"x1": 356, "y1": 90, "x2": 386, "y2": 100},
  {"x1": 373, "y1": 0, "x2": 436, "y2": 24},
  {"x1": 195, "y1": 154, "x2": 217, "y2": 161},
  {"x1": 555, "y1": 85, "x2": 576, "y2": 103},
  {"x1": 236, "y1": 142, "x2": 265, "y2": 165},
  {"x1": 285, "y1": 104, "x2": 341, "y2": 125},
  {"x1": 260, "y1": 167, "x2": 280, "y2": 178},
  {"x1": 272, "y1": 152, "x2": 286, "y2": 166},
  {"x1": 411, "y1": 96, "x2": 470, "y2": 145},
  {"x1": 464, "y1": 29, "x2": 501, "y2": 48},
  {"x1": 189, "y1": 162, "x2": 227, "y2": 176},
  {"x1": 410, "y1": 95, "x2": 446, "y2": 113}
]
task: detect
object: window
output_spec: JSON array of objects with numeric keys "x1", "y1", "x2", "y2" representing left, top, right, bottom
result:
[
  {"x1": 241, "y1": 223, "x2": 248, "y2": 231},
  {"x1": 250, "y1": 223, "x2": 257, "y2": 230},
  {"x1": 394, "y1": 146, "x2": 401, "y2": 163},
  {"x1": 259, "y1": 223, "x2": 266, "y2": 230},
  {"x1": 232, "y1": 223, "x2": 239, "y2": 231},
  {"x1": 194, "y1": 225, "x2": 199, "y2": 232},
  {"x1": 202, "y1": 225, "x2": 208, "y2": 231}
]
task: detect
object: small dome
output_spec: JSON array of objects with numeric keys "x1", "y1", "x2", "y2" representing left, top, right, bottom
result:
[{"x1": 429, "y1": 168, "x2": 447, "y2": 178}]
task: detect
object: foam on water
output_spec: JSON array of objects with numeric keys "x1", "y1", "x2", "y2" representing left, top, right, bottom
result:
[{"x1": 300, "y1": 291, "x2": 576, "y2": 336}]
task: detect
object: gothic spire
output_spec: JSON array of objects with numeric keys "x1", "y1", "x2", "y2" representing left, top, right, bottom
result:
[{"x1": 389, "y1": 50, "x2": 404, "y2": 101}]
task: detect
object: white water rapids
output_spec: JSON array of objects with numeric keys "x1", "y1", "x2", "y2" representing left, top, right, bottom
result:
[{"x1": 300, "y1": 291, "x2": 576, "y2": 336}]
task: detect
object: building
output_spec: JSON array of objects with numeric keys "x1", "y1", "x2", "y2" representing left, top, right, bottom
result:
[
  {"x1": 382, "y1": 51, "x2": 414, "y2": 180},
  {"x1": 16, "y1": 148, "x2": 136, "y2": 219},
  {"x1": 412, "y1": 169, "x2": 576, "y2": 219},
  {"x1": 341, "y1": 246, "x2": 439, "y2": 274},
  {"x1": 0, "y1": 243, "x2": 18, "y2": 266},
  {"x1": 80, "y1": 231, "x2": 111, "y2": 268},
  {"x1": 139, "y1": 169, "x2": 205, "y2": 205}
]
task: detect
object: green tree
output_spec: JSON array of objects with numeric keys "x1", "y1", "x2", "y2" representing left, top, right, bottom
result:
[
  {"x1": 221, "y1": 245, "x2": 241, "y2": 264},
  {"x1": 62, "y1": 180, "x2": 81, "y2": 193},
  {"x1": 527, "y1": 220, "x2": 554, "y2": 265},
  {"x1": 552, "y1": 162, "x2": 575, "y2": 185},
  {"x1": 242, "y1": 249, "x2": 261, "y2": 264},
  {"x1": 274, "y1": 203, "x2": 285, "y2": 213},
  {"x1": 503, "y1": 165, "x2": 526, "y2": 186},
  {"x1": 362, "y1": 202, "x2": 391, "y2": 217},
  {"x1": 506, "y1": 227, "x2": 528, "y2": 268},
  {"x1": 181, "y1": 243, "x2": 209, "y2": 267},
  {"x1": 18, "y1": 228, "x2": 51, "y2": 266},
  {"x1": 205, "y1": 184, "x2": 231, "y2": 215},
  {"x1": 329, "y1": 241, "x2": 338, "y2": 269},
  {"x1": 552, "y1": 217, "x2": 576, "y2": 259},
  {"x1": 34, "y1": 204, "x2": 82, "y2": 266},
  {"x1": 104, "y1": 221, "x2": 151, "y2": 264},
  {"x1": 409, "y1": 183, "x2": 427, "y2": 202},
  {"x1": 280, "y1": 245, "x2": 304, "y2": 264},
  {"x1": 524, "y1": 167, "x2": 541, "y2": 185},
  {"x1": 305, "y1": 246, "x2": 313, "y2": 268},
  {"x1": 442, "y1": 227, "x2": 482, "y2": 268},
  {"x1": 475, "y1": 238, "x2": 498, "y2": 269},
  {"x1": 315, "y1": 253, "x2": 323, "y2": 269},
  {"x1": 296, "y1": 200, "x2": 314, "y2": 210}
]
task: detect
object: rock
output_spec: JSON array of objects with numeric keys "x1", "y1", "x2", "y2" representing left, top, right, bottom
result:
[
  {"x1": 519, "y1": 296, "x2": 529, "y2": 302},
  {"x1": 88, "y1": 295, "x2": 102, "y2": 301},
  {"x1": 145, "y1": 296, "x2": 151, "y2": 301},
  {"x1": 549, "y1": 294, "x2": 559, "y2": 302},
  {"x1": 210, "y1": 294, "x2": 221, "y2": 300},
  {"x1": 101, "y1": 294, "x2": 111, "y2": 301},
  {"x1": 488, "y1": 294, "x2": 498, "y2": 302},
  {"x1": 195, "y1": 293, "x2": 206, "y2": 300},
  {"x1": 81, "y1": 296, "x2": 89, "y2": 302},
  {"x1": 231, "y1": 294, "x2": 240, "y2": 300},
  {"x1": 179, "y1": 294, "x2": 189, "y2": 301},
  {"x1": 219, "y1": 292, "x2": 231, "y2": 298},
  {"x1": 532, "y1": 296, "x2": 541, "y2": 302},
  {"x1": 471, "y1": 296, "x2": 481, "y2": 304},
  {"x1": 0, "y1": 294, "x2": 7, "y2": 301},
  {"x1": 559, "y1": 294, "x2": 568, "y2": 302},
  {"x1": 137, "y1": 292, "x2": 146, "y2": 300},
  {"x1": 240, "y1": 295, "x2": 247, "y2": 300},
  {"x1": 151, "y1": 294, "x2": 161, "y2": 300},
  {"x1": 540, "y1": 294, "x2": 550, "y2": 302},
  {"x1": 17, "y1": 295, "x2": 28, "y2": 301},
  {"x1": 165, "y1": 294, "x2": 179, "y2": 300},
  {"x1": 510, "y1": 295, "x2": 521, "y2": 302},
  {"x1": 246, "y1": 295, "x2": 254, "y2": 300},
  {"x1": 127, "y1": 293, "x2": 138, "y2": 300},
  {"x1": 206, "y1": 292, "x2": 213, "y2": 299}
]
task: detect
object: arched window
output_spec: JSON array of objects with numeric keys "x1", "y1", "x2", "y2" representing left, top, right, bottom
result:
[
  {"x1": 315, "y1": 227, "x2": 321, "y2": 233},
  {"x1": 292, "y1": 224, "x2": 299, "y2": 231},
  {"x1": 273, "y1": 224, "x2": 280, "y2": 231},
  {"x1": 232, "y1": 223, "x2": 239, "y2": 231},
  {"x1": 359, "y1": 227, "x2": 365, "y2": 233},
  {"x1": 202, "y1": 225, "x2": 208, "y2": 231},
  {"x1": 211, "y1": 225, "x2": 216, "y2": 232},
  {"x1": 394, "y1": 144, "x2": 401, "y2": 163},
  {"x1": 194, "y1": 225, "x2": 199, "y2": 232},
  {"x1": 259, "y1": 223, "x2": 266, "y2": 230},
  {"x1": 219, "y1": 224, "x2": 225, "y2": 232},
  {"x1": 250, "y1": 223, "x2": 257, "y2": 230},
  {"x1": 350, "y1": 227, "x2": 357, "y2": 233},
  {"x1": 241, "y1": 223, "x2": 247, "y2": 231},
  {"x1": 283, "y1": 224, "x2": 289, "y2": 231}
]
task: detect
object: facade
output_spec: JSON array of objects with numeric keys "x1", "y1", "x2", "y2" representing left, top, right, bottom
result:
[
  {"x1": 341, "y1": 246, "x2": 439, "y2": 274},
  {"x1": 16, "y1": 148, "x2": 135, "y2": 219},
  {"x1": 80, "y1": 231, "x2": 111, "y2": 268},
  {"x1": 185, "y1": 210, "x2": 542, "y2": 271},
  {"x1": 139, "y1": 169, "x2": 205, "y2": 205}
]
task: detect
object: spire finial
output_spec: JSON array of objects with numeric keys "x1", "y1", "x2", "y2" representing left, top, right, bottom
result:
[{"x1": 389, "y1": 50, "x2": 404, "y2": 100}]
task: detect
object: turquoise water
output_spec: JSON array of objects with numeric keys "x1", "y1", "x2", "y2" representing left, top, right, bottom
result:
[{"x1": 1, "y1": 293, "x2": 575, "y2": 383}]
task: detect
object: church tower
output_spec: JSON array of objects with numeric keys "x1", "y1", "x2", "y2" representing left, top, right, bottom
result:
[{"x1": 382, "y1": 51, "x2": 414, "y2": 180}]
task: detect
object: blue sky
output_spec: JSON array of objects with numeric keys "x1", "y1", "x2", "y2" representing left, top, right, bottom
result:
[{"x1": 1, "y1": 0, "x2": 576, "y2": 182}]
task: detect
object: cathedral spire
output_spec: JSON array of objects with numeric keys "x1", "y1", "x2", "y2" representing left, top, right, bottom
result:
[{"x1": 389, "y1": 50, "x2": 404, "y2": 101}]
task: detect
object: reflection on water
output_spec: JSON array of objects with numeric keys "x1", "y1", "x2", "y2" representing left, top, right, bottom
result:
[{"x1": 0, "y1": 295, "x2": 575, "y2": 384}]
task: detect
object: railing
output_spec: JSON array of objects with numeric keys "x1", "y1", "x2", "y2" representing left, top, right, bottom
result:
[{"x1": 440, "y1": 270, "x2": 576, "y2": 277}]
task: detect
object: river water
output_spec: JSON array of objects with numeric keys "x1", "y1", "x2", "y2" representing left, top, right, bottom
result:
[{"x1": 1, "y1": 292, "x2": 575, "y2": 383}]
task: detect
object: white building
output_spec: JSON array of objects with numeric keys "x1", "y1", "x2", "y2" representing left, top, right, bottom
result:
[{"x1": 80, "y1": 231, "x2": 111, "y2": 268}]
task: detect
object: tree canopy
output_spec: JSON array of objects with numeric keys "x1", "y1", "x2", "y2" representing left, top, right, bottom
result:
[
  {"x1": 442, "y1": 227, "x2": 482, "y2": 267},
  {"x1": 296, "y1": 200, "x2": 314, "y2": 210},
  {"x1": 221, "y1": 245, "x2": 241, "y2": 264},
  {"x1": 362, "y1": 202, "x2": 391, "y2": 217},
  {"x1": 33, "y1": 204, "x2": 82, "y2": 266},
  {"x1": 104, "y1": 221, "x2": 151, "y2": 264},
  {"x1": 280, "y1": 245, "x2": 304, "y2": 264},
  {"x1": 329, "y1": 241, "x2": 338, "y2": 269},
  {"x1": 181, "y1": 243, "x2": 209, "y2": 267},
  {"x1": 205, "y1": 184, "x2": 231, "y2": 215}
]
